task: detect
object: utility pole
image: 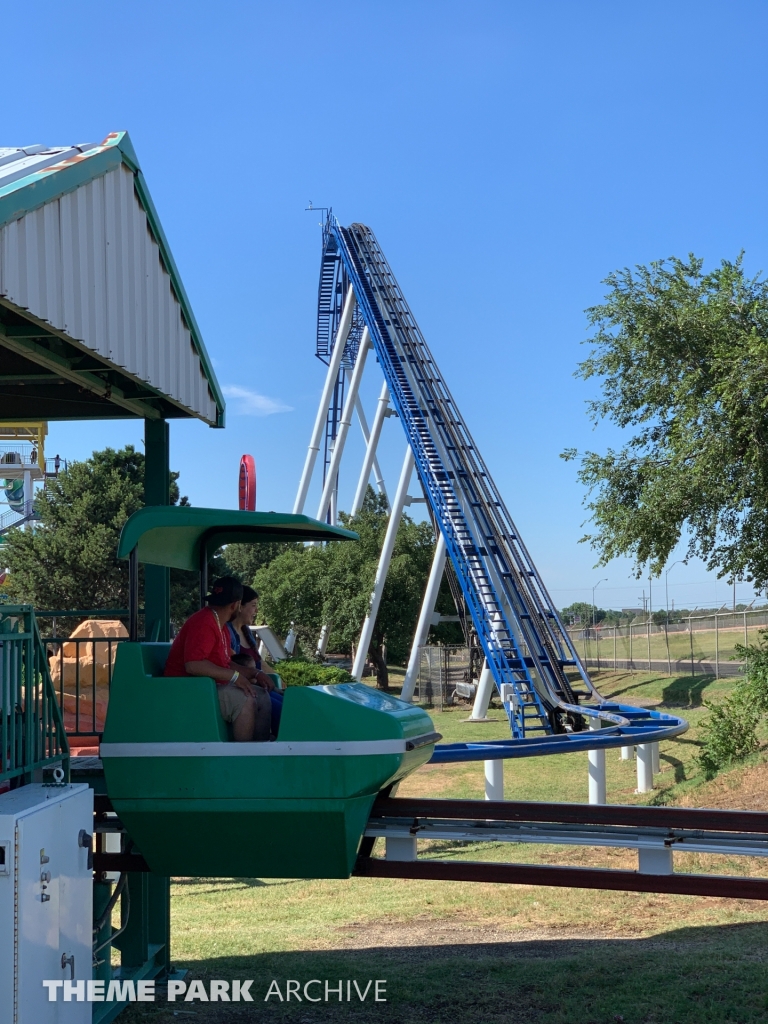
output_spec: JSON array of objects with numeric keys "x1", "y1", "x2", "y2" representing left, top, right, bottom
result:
[{"x1": 592, "y1": 578, "x2": 608, "y2": 630}]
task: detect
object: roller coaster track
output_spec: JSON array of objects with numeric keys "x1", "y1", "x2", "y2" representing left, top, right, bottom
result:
[{"x1": 325, "y1": 217, "x2": 687, "y2": 750}]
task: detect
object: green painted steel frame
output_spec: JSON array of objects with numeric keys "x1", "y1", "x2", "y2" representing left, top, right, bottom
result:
[{"x1": 0, "y1": 605, "x2": 70, "y2": 783}]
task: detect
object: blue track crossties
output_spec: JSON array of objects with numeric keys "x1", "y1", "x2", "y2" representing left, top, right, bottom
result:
[{"x1": 319, "y1": 217, "x2": 688, "y2": 757}]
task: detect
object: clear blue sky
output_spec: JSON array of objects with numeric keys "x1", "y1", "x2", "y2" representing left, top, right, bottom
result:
[{"x1": 6, "y1": 0, "x2": 768, "y2": 611}]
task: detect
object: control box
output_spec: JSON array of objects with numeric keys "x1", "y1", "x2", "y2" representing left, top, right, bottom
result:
[{"x1": 0, "y1": 784, "x2": 93, "y2": 1024}]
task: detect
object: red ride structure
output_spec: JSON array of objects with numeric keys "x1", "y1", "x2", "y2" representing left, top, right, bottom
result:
[{"x1": 239, "y1": 454, "x2": 256, "y2": 510}]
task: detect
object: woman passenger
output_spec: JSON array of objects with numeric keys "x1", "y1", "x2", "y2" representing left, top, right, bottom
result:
[{"x1": 227, "y1": 585, "x2": 284, "y2": 732}]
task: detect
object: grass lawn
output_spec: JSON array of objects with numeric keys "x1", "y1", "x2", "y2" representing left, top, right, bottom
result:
[{"x1": 122, "y1": 667, "x2": 768, "y2": 1024}]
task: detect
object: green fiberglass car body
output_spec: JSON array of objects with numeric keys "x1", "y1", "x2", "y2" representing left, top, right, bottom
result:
[{"x1": 100, "y1": 507, "x2": 439, "y2": 878}]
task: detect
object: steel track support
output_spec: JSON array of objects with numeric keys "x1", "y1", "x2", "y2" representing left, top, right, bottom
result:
[
  {"x1": 351, "y1": 381, "x2": 392, "y2": 515},
  {"x1": 637, "y1": 744, "x2": 654, "y2": 793},
  {"x1": 316, "y1": 328, "x2": 372, "y2": 522},
  {"x1": 294, "y1": 285, "x2": 355, "y2": 514},
  {"x1": 484, "y1": 758, "x2": 504, "y2": 800},
  {"x1": 354, "y1": 391, "x2": 389, "y2": 507},
  {"x1": 401, "y1": 531, "x2": 447, "y2": 702},
  {"x1": 352, "y1": 448, "x2": 415, "y2": 681},
  {"x1": 469, "y1": 661, "x2": 494, "y2": 721},
  {"x1": 588, "y1": 718, "x2": 606, "y2": 805}
]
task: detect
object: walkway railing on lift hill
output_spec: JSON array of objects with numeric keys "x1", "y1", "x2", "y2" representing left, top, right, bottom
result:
[
  {"x1": 0, "y1": 605, "x2": 69, "y2": 785},
  {"x1": 568, "y1": 607, "x2": 768, "y2": 677}
]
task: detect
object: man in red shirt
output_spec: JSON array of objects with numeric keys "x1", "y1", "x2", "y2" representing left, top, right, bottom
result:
[{"x1": 165, "y1": 576, "x2": 271, "y2": 741}]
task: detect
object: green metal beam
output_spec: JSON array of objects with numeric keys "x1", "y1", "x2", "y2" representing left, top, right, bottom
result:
[
  {"x1": 0, "y1": 329, "x2": 162, "y2": 420},
  {"x1": 143, "y1": 419, "x2": 170, "y2": 643}
]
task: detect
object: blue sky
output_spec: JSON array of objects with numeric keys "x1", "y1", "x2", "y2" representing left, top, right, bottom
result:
[{"x1": 6, "y1": 0, "x2": 768, "y2": 611}]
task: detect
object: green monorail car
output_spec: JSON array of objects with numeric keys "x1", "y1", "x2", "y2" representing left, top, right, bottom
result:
[{"x1": 100, "y1": 506, "x2": 438, "y2": 878}]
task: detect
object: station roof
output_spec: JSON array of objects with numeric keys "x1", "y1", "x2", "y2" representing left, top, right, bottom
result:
[
  {"x1": 0, "y1": 133, "x2": 225, "y2": 426},
  {"x1": 118, "y1": 506, "x2": 358, "y2": 571}
]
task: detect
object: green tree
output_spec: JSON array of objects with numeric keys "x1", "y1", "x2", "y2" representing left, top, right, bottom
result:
[
  {"x1": 4, "y1": 446, "x2": 192, "y2": 619},
  {"x1": 564, "y1": 254, "x2": 768, "y2": 587},
  {"x1": 221, "y1": 541, "x2": 297, "y2": 586},
  {"x1": 255, "y1": 489, "x2": 441, "y2": 690},
  {"x1": 560, "y1": 601, "x2": 604, "y2": 626}
]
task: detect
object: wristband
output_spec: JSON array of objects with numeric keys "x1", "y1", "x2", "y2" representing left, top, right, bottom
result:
[{"x1": 229, "y1": 670, "x2": 239, "y2": 684}]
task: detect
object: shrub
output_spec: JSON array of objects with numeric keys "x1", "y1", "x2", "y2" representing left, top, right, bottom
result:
[
  {"x1": 698, "y1": 629, "x2": 768, "y2": 777},
  {"x1": 276, "y1": 660, "x2": 353, "y2": 688}
]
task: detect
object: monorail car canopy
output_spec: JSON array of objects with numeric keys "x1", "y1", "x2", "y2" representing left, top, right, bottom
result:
[{"x1": 117, "y1": 505, "x2": 358, "y2": 639}]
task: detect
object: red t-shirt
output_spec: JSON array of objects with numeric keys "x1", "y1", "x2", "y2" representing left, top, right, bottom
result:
[{"x1": 164, "y1": 606, "x2": 231, "y2": 682}]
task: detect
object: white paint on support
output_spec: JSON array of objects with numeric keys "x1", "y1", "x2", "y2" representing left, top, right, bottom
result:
[
  {"x1": 637, "y1": 743, "x2": 653, "y2": 793},
  {"x1": 351, "y1": 381, "x2": 392, "y2": 515},
  {"x1": 386, "y1": 836, "x2": 417, "y2": 861},
  {"x1": 484, "y1": 758, "x2": 504, "y2": 801},
  {"x1": 351, "y1": 448, "x2": 415, "y2": 680},
  {"x1": 638, "y1": 846, "x2": 673, "y2": 874},
  {"x1": 469, "y1": 662, "x2": 495, "y2": 721},
  {"x1": 401, "y1": 532, "x2": 447, "y2": 703},
  {"x1": 354, "y1": 392, "x2": 389, "y2": 507},
  {"x1": 316, "y1": 623, "x2": 330, "y2": 659},
  {"x1": 651, "y1": 741, "x2": 660, "y2": 775},
  {"x1": 316, "y1": 330, "x2": 372, "y2": 522},
  {"x1": 293, "y1": 285, "x2": 356, "y2": 514},
  {"x1": 588, "y1": 717, "x2": 606, "y2": 805},
  {"x1": 620, "y1": 746, "x2": 634, "y2": 760}
]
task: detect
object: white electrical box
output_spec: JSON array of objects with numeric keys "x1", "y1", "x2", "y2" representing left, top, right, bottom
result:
[{"x1": 0, "y1": 784, "x2": 93, "y2": 1024}]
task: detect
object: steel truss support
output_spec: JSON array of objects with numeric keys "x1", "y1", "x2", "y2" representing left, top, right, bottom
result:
[
  {"x1": 401, "y1": 532, "x2": 447, "y2": 702},
  {"x1": 352, "y1": 448, "x2": 415, "y2": 681},
  {"x1": 352, "y1": 381, "x2": 392, "y2": 514},
  {"x1": 316, "y1": 328, "x2": 372, "y2": 523},
  {"x1": 294, "y1": 285, "x2": 356, "y2": 515}
]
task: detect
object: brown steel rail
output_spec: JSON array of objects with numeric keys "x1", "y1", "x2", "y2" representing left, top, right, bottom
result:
[
  {"x1": 366, "y1": 797, "x2": 768, "y2": 832},
  {"x1": 90, "y1": 795, "x2": 768, "y2": 897}
]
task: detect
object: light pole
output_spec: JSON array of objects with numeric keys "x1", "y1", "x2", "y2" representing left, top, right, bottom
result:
[
  {"x1": 665, "y1": 561, "x2": 682, "y2": 626},
  {"x1": 592, "y1": 579, "x2": 608, "y2": 629}
]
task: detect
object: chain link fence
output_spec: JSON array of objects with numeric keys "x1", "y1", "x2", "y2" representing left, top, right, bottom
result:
[
  {"x1": 413, "y1": 645, "x2": 472, "y2": 708},
  {"x1": 567, "y1": 608, "x2": 768, "y2": 677}
]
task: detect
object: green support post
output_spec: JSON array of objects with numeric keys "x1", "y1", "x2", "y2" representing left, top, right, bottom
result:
[{"x1": 143, "y1": 419, "x2": 170, "y2": 643}]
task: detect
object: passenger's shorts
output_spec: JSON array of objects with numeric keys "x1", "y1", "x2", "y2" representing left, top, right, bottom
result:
[{"x1": 217, "y1": 681, "x2": 250, "y2": 723}]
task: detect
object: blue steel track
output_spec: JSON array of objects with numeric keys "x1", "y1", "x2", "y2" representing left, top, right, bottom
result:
[{"x1": 319, "y1": 216, "x2": 687, "y2": 760}]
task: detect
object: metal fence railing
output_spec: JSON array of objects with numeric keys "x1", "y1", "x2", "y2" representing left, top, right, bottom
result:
[
  {"x1": 414, "y1": 645, "x2": 471, "y2": 708},
  {"x1": 0, "y1": 605, "x2": 69, "y2": 785},
  {"x1": 45, "y1": 635, "x2": 129, "y2": 738},
  {"x1": 567, "y1": 609, "x2": 768, "y2": 677}
]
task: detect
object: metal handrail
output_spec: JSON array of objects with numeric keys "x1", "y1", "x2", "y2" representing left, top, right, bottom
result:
[{"x1": 0, "y1": 605, "x2": 69, "y2": 783}]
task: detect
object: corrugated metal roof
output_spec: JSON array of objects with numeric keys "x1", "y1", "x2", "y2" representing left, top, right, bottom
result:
[
  {"x1": 0, "y1": 133, "x2": 224, "y2": 427},
  {"x1": 0, "y1": 145, "x2": 99, "y2": 189}
]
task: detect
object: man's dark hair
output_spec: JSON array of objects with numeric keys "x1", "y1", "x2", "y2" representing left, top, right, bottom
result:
[{"x1": 206, "y1": 576, "x2": 243, "y2": 607}]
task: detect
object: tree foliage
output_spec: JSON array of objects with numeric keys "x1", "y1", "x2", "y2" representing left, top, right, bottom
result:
[
  {"x1": 565, "y1": 254, "x2": 768, "y2": 586},
  {"x1": 3, "y1": 446, "x2": 191, "y2": 617},
  {"x1": 255, "y1": 489, "x2": 450, "y2": 690}
]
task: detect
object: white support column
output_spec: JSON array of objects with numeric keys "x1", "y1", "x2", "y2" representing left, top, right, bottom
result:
[
  {"x1": 354, "y1": 393, "x2": 389, "y2": 506},
  {"x1": 651, "y1": 741, "x2": 660, "y2": 775},
  {"x1": 637, "y1": 743, "x2": 653, "y2": 793},
  {"x1": 294, "y1": 286, "x2": 356, "y2": 514},
  {"x1": 400, "y1": 532, "x2": 447, "y2": 703},
  {"x1": 484, "y1": 758, "x2": 504, "y2": 801},
  {"x1": 588, "y1": 717, "x2": 606, "y2": 805},
  {"x1": 352, "y1": 448, "x2": 415, "y2": 680},
  {"x1": 351, "y1": 381, "x2": 392, "y2": 515},
  {"x1": 316, "y1": 330, "x2": 372, "y2": 522},
  {"x1": 638, "y1": 846, "x2": 673, "y2": 874},
  {"x1": 469, "y1": 661, "x2": 494, "y2": 721},
  {"x1": 316, "y1": 623, "x2": 331, "y2": 659},
  {"x1": 385, "y1": 836, "x2": 417, "y2": 861},
  {"x1": 620, "y1": 745, "x2": 634, "y2": 760}
]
